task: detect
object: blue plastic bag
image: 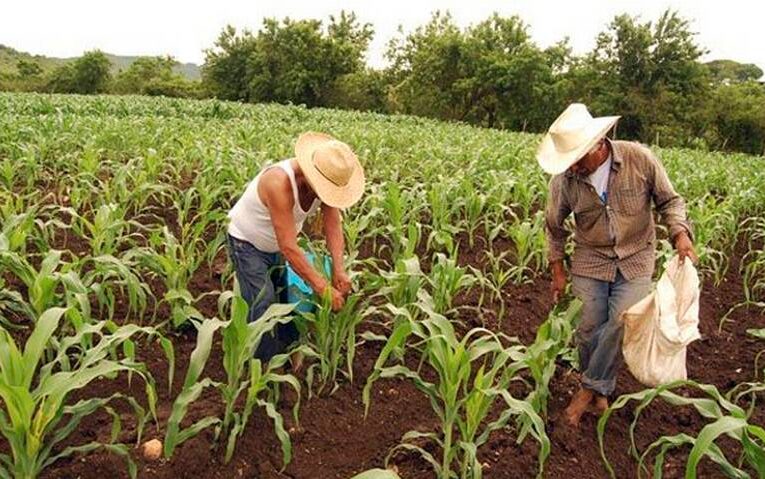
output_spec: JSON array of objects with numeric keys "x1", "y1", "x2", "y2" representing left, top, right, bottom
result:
[{"x1": 286, "y1": 252, "x2": 332, "y2": 313}]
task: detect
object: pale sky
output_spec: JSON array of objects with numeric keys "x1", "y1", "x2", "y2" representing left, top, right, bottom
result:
[{"x1": 4, "y1": 0, "x2": 763, "y2": 73}]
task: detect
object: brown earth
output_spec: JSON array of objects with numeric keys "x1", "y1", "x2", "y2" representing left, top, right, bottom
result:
[{"x1": 28, "y1": 233, "x2": 763, "y2": 479}]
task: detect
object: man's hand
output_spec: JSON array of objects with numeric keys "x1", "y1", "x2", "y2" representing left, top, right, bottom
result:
[
  {"x1": 674, "y1": 231, "x2": 698, "y2": 265},
  {"x1": 328, "y1": 287, "x2": 345, "y2": 311},
  {"x1": 333, "y1": 270, "x2": 352, "y2": 297},
  {"x1": 550, "y1": 260, "x2": 567, "y2": 303}
]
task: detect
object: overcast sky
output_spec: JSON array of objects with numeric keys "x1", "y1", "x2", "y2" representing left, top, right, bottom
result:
[{"x1": 3, "y1": 0, "x2": 762, "y2": 72}]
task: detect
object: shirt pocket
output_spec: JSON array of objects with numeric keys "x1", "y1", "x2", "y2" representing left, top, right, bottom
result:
[
  {"x1": 572, "y1": 193, "x2": 603, "y2": 232},
  {"x1": 611, "y1": 187, "x2": 648, "y2": 215}
]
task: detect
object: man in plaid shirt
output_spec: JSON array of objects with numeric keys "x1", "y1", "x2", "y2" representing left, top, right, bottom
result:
[{"x1": 538, "y1": 104, "x2": 697, "y2": 427}]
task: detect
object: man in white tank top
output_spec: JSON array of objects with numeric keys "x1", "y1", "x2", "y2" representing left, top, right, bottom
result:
[{"x1": 227, "y1": 132, "x2": 365, "y2": 361}]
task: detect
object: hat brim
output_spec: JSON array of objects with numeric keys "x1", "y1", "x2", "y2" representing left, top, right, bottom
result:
[
  {"x1": 295, "y1": 132, "x2": 366, "y2": 209},
  {"x1": 537, "y1": 116, "x2": 620, "y2": 175}
]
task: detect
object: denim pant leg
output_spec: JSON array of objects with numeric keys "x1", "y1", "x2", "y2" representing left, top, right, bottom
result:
[
  {"x1": 579, "y1": 271, "x2": 652, "y2": 396},
  {"x1": 227, "y1": 235, "x2": 293, "y2": 361},
  {"x1": 269, "y1": 256, "x2": 299, "y2": 350},
  {"x1": 572, "y1": 275, "x2": 610, "y2": 377}
]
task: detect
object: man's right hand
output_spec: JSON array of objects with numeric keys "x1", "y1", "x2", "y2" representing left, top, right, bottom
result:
[
  {"x1": 328, "y1": 286, "x2": 345, "y2": 311},
  {"x1": 551, "y1": 260, "x2": 567, "y2": 303}
]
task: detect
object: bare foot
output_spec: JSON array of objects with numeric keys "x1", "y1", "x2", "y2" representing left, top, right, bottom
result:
[{"x1": 564, "y1": 387, "x2": 593, "y2": 427}]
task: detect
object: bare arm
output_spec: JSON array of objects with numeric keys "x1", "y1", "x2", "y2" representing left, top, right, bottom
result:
[
  {"x1": 545, "y1": 175, "x2": 571, "y2": 302},
  {"x1": 545, "y1": 175, "x2": 572, "y2": 265},
  {"x1": 322, "y1": 204, "x2": 345, "y2": 274},
  {"x1": 259, "y1": 170, "x2": 329, "y2": 294}
]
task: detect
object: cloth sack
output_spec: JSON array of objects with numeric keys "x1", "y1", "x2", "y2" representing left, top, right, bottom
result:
[{"x1": 621, "y1": 255, "x2": 701, "y2": 387}]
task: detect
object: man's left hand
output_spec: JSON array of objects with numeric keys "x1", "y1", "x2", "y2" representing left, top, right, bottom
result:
[
  {"x1": 333, "y1": 271, "x2": 352, "y2": 297},
  {"x1": 674, "y1": 231, "x2": 698, "y2": 265}
]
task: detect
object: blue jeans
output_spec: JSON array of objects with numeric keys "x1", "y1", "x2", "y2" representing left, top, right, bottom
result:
[
  {"x1": 227, "y1": 234, "x2": 299, "y2": 361},
  {"x1": 572, "y1": 271, "x2": 651, "y2": 396}
]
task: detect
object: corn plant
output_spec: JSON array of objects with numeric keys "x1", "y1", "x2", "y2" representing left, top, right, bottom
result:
[
  {"x1": 426, "y1": 182, "x2": 462, "y2": 254},
  {"x1": 0, "y1": 210, "x2": 44, "y2": 254},
  {"x1": 0, "y1": 249, "x2": 67, "y2": 317},
  {"x1": 480, "y1": 249, "x2": 520, "y2": 321},
  {"x1": 62, "y1": 203, "x2": 144, "y2": 257},
  {"x1": 298, "y1": 292, "x2": 373, "y2": 396},
  {"x1": 363, "y1": 306, "x2": 549, "y2": 479},
  {"x1": 374, "y1": 256, "x2": 426, "y2": 318},
  {"x1": 0, "y1": 307, "x2": 158, "y2": 479},
  {"x1": 0, "y1": 277, "x2": 34, "y2": 329},
  {"x1": 747, "y1": 328, "x2": 765, "y2": 379},
  {"x1": 380, "y1": 183, "x2": 424, "y2": 258},
  {"x1": 426, "y1": 252, "x2": 476, "y2": 315},
  {"x1": 521, "y1": 301, "x2": 581, "y2": 424},
  {"x1": 77, "y1": 254, "x2": 152, "y2": 321},
  {"x1": 597, "y1": 380, "x2": 765, "y2": 479},
  {"x1": 461, "y1": 186, "x2": 487, "y2": 249},
  {"x1": 127, "y1": 226, "x2": 205, "y2": 328},
  {"x1": 164, "y1": 297, "x2": 302, "y2": 466},
  {"x1": 506, "y1": 212, "x2": 547, "y2": 283},
  {"x1": 741, "y1": 217, "x2": 765, "y2": 303}
]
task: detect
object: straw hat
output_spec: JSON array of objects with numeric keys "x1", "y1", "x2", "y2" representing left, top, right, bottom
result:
[
  {"x1": 537, "y1": 104, "x2": 620, "y2": 175},
  {"x1": 295, "y1": 132, "x2": 365, "y2": 209}
]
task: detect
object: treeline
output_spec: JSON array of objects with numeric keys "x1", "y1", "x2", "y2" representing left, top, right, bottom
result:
[
  {"x1": 2, "y1": 10, "x2": 764, "y2": 155},
  {"x1": 2, "y1": 51, "x2": 201, "y2": 98}
]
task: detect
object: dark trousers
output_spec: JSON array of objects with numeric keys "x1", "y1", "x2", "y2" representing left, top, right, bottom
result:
[{"x1": 226, "y1": 234, "x2": 299, "y2": 361}]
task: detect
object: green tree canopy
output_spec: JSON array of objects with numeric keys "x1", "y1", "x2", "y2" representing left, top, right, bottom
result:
[
  {"x1": 48, "y1": 50, "x2": 112, "y2": 94},
  {"x1": 203, "y1": 11, "x2": 373, "y2": 106}
]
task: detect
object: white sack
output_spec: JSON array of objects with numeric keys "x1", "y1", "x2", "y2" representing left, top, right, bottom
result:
[{"x1": 621, "y1": 255, "x2": 701, "y2": 387}]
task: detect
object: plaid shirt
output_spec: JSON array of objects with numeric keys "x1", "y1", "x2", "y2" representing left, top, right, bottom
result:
[{"x1": 545, "y1": 139, "x2": 693, "y2": 282}]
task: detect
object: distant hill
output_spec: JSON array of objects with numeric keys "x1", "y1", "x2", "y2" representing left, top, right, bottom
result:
[{"x1": 0, "y1": 45, "x2": 201, "y2": 80}]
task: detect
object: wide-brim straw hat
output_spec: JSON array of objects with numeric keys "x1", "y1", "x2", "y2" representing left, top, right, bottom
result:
[
  {"x1": 295, "y1": 132, "x2": 365, "y2": 209},
  {"x1": 537, "y1": 103, "x2": 620, "y2": 175}
]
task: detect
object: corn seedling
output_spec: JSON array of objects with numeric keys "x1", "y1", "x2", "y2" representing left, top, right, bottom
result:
[
  {"x1": 164, "y1": 298, "x2": 301, "y2": 466},
  {"x1": 597, "y1": 380, "x2": 765, "y2": 479},
  {"x1": 521, "y1": 301, "x2": 581, "y2": 425},
  {"x1": 298, "y1": 291, "x2": 373, "y2": 396},
  {"x1": 427, "y1": 252, "x2": 476, "y2": 315},
  {"x1": 363, "y1": 306, "x2": 549, "y2": 479},
  {"x1": 127, "y1": 226, "x2": 204, "y2": 327},
  {"x1": 0, "y1": 249, "x2": 68, "y2": 318},
  {"x1": 0, "y1": 307, "x2": 159, "y2": 479},
  {"x1": 506, "y1": 212, "x2": 547, "y2": 283}
]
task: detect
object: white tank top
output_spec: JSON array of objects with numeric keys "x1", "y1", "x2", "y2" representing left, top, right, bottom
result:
[{"x1": 228, "y1": 159, "x2": 321, "y2": 253}]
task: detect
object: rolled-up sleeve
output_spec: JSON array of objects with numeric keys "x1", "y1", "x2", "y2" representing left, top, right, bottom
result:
[
  {"x1": 545, "y1": 175, "x2": 571, "y2": 263},
  {"x1": 648, "y1": 151, "x2": 693, "y2": 241}
]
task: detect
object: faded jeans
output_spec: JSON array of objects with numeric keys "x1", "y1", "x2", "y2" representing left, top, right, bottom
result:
[
  {"x1": 227, "y1": 234, "x2": 299, "y2": 361},
  {"x1": 572, "y1": 270, "x2": 651, "y2": 396}
]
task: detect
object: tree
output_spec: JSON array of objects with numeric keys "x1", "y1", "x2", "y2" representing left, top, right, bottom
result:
[
  {"x1": 323, "y1": 69, "x2": 389, "y2": 112},
  {"x1": 572, "y1": 10, "x2": 710, "y2": 146},
  {"x1": 202, "y1": 25, "x2": 258, "y2": 101},
  {"x1": 706, "y1": 59, "x2": 764, "y2": 84},
  {"x1": 112, "y1": 56, "x2": 198, "y2": 97},
  {"x1": 48, "y1": 50, "x2": 112, "y2": 94},
  {"x1": 16, "y1": 59, "x2": 42, "y2": 78},
  {"x1": 709, "y1": 81, "x2": 765, "y2": 154},
  {"x1": 385, "y1": 12, "x2": 563, "y2": 130},
  {"x1": 202, "y1": 11, "x2": 373, "y2": 106}
]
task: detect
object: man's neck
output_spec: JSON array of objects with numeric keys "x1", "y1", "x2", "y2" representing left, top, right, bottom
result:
[
  {"x1": 291, "y1": 159, "x2": 318, "y2": 203},
  {"x1": 593, "y1": 142, "x2": 610, "y2": 170}
]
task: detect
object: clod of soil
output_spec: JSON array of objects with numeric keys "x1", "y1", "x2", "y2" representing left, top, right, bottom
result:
[{"x1": 142, "y1": 439, "x2": 163, "y2": 461}]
